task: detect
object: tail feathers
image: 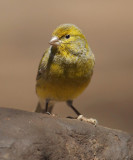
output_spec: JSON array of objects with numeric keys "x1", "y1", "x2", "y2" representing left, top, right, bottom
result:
[
  {"x1": 35, "y1": 101, "x2": 45, "y2": 113},
  {"x1": 35, "y1": 101, "x2": 54, "y2": 113}
]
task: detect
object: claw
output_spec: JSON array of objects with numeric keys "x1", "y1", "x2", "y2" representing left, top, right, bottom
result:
[
  {"x1": 45, "y1": 112, "x2": 51, "y2": 115},
  {"x1": 77, "y1": 115, "x2": 98, "y2": 126}
]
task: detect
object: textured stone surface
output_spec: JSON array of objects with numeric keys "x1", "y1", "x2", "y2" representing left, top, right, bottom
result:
[{"x1": 0, "y1": 107, "x2": 133, "y2": 160}]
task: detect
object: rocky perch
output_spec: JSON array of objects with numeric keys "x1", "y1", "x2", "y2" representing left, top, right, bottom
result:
[{"x1": 0, "y1": 107, "x2": 133, "y2": 160}]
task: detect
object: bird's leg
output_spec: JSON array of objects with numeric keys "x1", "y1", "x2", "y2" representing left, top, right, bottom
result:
[
  {"x1": 47, "y1": 105, "x2": 54, "y2": 113},
  {"x1": 67, "y1": 100, "x2": 81, "y2": 116},
  {"x1": 35, "y1": 99, "x2": 54, "y2": 114},
  {"x1": 66, "y1": 100, "x2": 98, "y2": 126},
  {"x1": 44, "y1": 100, "x2": 50, "y2": 114}
]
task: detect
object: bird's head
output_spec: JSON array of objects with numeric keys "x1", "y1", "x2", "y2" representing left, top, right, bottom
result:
[{"x1": 49, "y1": 24, "x2": 89, "y2": 56}]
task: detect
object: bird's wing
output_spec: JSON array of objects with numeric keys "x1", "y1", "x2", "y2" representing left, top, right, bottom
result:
[{"x1": 36, "y1": 50, "x2": 48, "y2": 80}]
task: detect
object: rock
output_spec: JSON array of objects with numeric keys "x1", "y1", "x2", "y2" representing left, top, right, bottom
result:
[{"x1": 0, "y1": 107, "x2": 133, "y2": 160}]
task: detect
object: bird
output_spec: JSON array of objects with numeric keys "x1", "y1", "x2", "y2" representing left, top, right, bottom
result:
[{"x1": 35, "y1": 24, "x2": 97, "y2": 125}]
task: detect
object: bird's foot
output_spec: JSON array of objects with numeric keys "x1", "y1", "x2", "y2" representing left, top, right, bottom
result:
[
  {"x1": 66, "y1": 116, "x2": 76, "y2": 119},
  {"x1": 45, "y1": 112, "x2": 51, "y2": 115},
  {"x1": 77, "y1": 115, "x2": 98, "y2": 126},
  {"x1": 45, "y1": 112, "x2": 56, "y2": 116}
]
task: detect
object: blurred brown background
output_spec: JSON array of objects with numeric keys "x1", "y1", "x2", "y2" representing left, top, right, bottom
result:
[{"x1": 0, "y1": 0, "x2": 133, "y2": 133}]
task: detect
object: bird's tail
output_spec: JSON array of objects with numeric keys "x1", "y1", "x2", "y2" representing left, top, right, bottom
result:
[{"x1": 35, "y1": 100, "x2": 54, "y2": 113}]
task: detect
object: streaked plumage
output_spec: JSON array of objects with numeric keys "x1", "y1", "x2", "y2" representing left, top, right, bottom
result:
[{"x1": 35, "y1": 24, "x2": 95, "y2": 115}]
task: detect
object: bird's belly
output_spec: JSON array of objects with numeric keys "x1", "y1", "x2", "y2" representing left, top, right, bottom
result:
[{"x1": 36, "y1": 77, "x2": 90, "y2": 101}]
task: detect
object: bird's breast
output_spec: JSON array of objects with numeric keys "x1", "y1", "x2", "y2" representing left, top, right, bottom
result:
[{"x1": 48, "y1": 54, "x2": 94, "y2": 80}]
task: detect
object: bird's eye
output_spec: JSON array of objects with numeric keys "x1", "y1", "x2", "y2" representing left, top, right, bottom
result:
[{"x1": 65, "y1": 35, "x2": 70, "y2": 39}]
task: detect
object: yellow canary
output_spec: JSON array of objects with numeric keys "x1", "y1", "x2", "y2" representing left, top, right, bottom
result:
[{"x1": 35, "y1": 24, "x2": 95, "y2": 116}]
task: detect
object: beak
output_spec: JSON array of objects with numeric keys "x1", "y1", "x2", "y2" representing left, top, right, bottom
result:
[{"x1": 49, "y1": 36, "x2": 60, "y2": 46}]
